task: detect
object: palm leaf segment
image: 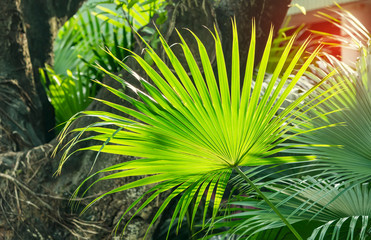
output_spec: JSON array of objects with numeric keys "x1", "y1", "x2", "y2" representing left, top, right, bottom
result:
[
  {"x1": 292, "y1": 7, "x2": 371, "y2": 185},
  {"x1": 306, "y1": 54, "x2": 371, "y2": 184},
  {"x1": 222, "y1": 179, "x2": 371, "y2": 240},
  {"x1": 56, "y1": 20, "x2": 328, "y2": 237}
]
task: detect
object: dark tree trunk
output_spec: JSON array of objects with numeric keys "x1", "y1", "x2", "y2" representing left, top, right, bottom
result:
[
  {"x1": 0, "y1": 0, "x2": 290, "y2": 239},
  {"x1": 21, "y1": 0, "x2": 88, "y2": 142},
  {"x1": 0, "y1": 0, "x2": 43, "y2": 152}
]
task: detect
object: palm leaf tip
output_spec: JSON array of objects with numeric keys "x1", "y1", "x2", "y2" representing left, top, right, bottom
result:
[{"x1": 56, "y1": 19, "x2": 333, "y2": 238}]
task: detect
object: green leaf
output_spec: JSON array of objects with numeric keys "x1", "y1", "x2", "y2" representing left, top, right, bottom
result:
[{"x1": 56, "y1": 19, "x2": 333, "y2": 239}]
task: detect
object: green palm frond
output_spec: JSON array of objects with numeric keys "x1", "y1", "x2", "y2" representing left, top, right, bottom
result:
[
  {"x1": 220, "y1": 179, "x2": 371, "y2": 240},
  {"x1": 49, "y1": 0, "x2": 169, "y2": 130},
  {"x1": 40, "y1": 66, "x2": 96, "y2": 128},
  {"x1": 291, "y1": 46, "x2": 371, "y2": 185},
  {"x1": 47, "y1": 7, "x2": 135, "y2": 130},
  {"x1": 53, "y1": 16, "x2": 85, "y2": 75},
  {"x1": 55, "y1": 20, "x2": 333, "y2": 238},
  {"x1": 273, "y1": 4, "x2": 371, "y2": 188},
  {"x1": 54, "y1": 7, "x2": 136, "y2": 78}
]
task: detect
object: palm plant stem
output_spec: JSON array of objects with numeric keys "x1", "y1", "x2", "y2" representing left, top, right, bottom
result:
[{"x1": 233, "y1": 167, "x2": 303, "y2": 240}]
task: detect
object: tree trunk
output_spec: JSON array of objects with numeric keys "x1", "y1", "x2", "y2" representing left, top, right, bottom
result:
[{"x1": 0, "y1": 0, "x2": 290, "y2": 239}]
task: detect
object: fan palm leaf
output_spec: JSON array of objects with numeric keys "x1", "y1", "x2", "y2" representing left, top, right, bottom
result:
[
  {"x1": 219, "y1": 179, "x2": 371, "y2": 240},
  {"x1": 289, "y1": 6, "x2": 371, "y2": 185},
  {"x1": 55, "y1": 20, "x2": 333, "y2": 238}
]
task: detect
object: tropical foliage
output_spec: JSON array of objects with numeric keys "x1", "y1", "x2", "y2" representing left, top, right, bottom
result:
[
  {"x1": 220, "y1": 179, "x2": 371, "y2": 239},
  {"x1": 266, "y1": 16, "x2": 305, "y2": 73},
  {"x1": 54, "y1": 14, "x2": 339, "y2": 239},
  {"x1": 40, "y1": 66, "x2": 97, "y2": 128},
  {"x1": 42, "y1": 0, "x2": 167, "y2": 128},
  {"x1": 212, "y1": 6, "x2": 371, "y2": 240},
  {"x1": 53, "y1": 3, "x2": 371, "y2": 240}
]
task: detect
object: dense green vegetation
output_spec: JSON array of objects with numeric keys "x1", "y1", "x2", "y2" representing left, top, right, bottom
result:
[
  {"x1": 52, "y1": 2, "x2": 371, "y2": 239},
  {"x1": 41, "y1": 0, "x2": 166, "y2": 128}
]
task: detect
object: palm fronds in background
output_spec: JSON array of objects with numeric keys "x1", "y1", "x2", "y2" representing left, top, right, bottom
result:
[
  {"x1": 218, "y1": 179, "x2": 371, "y2": 239},
  {"x1": 43, "y1": 0, "x2": 167, "y2": 129},
  {"x1": 292, "y1": 5, "x2": 371, "y2": 185},
  {"x1": 40, "y1": 66, "x2": 96, "y2": 129}
]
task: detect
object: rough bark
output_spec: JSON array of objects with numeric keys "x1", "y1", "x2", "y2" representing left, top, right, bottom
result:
[
  {"x1": 0, "y1": 0, "x2": 43, "y2": 152},
  {"x1": 0, "y1": 0, "x2": 290, "y2": 239},
  {"x1": 0, "y1": 0, "x2": 87, "y2": 152}
]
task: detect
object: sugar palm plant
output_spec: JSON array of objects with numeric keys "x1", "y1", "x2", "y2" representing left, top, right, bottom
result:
[{"x1": 55, "y1": 20, "x2": 334, "y2": 239}]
